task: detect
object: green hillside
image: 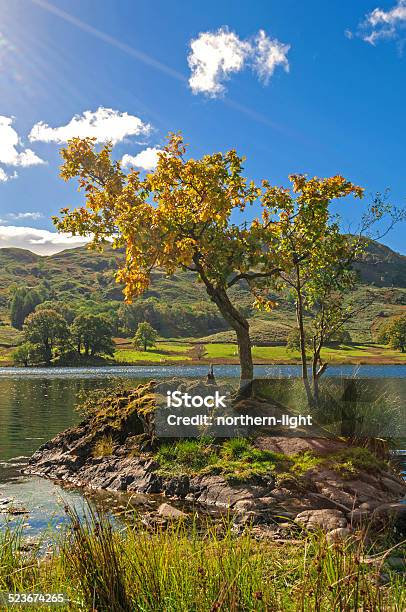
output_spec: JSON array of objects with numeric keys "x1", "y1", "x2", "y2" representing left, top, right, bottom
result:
[{"x1": 0, "y1": 240, "x2": 405, "y2": 352}]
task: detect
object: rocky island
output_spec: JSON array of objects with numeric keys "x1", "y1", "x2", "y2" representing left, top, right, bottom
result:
[{"x1": 25, "y1": 380, "x2": 406, "y2": 538}]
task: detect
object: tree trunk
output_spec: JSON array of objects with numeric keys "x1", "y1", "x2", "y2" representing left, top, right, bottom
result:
[
  {"x1": 193, "y1": 256, "x2": 253, "y2": 391},
  {"x1": 312, "y1": 349, "x2": 328, "y2": 410},
  {"x1": 295, "y1": 291, "x2": 313, "y2": 407},
  {"x1": 312, "y1": 355, "x2": 320, "y2": 409},
  {"x1": 235, "y1": 321, "x2": 254, "y2": 382},
  {"x1": 44, "y1": 338, "x2": 51, "y2": 365}
]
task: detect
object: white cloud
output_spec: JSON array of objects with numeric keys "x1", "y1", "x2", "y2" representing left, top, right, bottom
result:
[
  {"x1": 253, "y1": 30, "x2": 290, "y2": 83},
  {"x1": 188, "y1": 27, "x2": 290, "y2": 97},
  {"x1": 121, "y1": 147, "x2": 162, "y2": 171},
  {"x1": 0, "y1": 225, "x2": 90, "y2": 255},
  {"x1": 0, "y1": 169, "x2": 18, "y2": 182},
  {"x1": 0, "y1": 116, "x2": 45, "y2": 167},
  {"x1": 354, "y1": 1, "x2": 406, "y2": 44},
  {"x1": 7, "y1": 212, "x2": 43, "y2": 221},
  {"x1": 367, "y1": 1, "x2": 406, "y2": 27},
  {"x1": 188, "y1": 27, "x2": 251, "y2": 96},
  {"x1": 29, "y1": 107, "x2": 152, "y2": 145}
]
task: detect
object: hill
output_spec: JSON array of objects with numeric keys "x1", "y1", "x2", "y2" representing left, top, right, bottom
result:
[{"x1": 0, "y1": 240, "x2": 405, "y2": 345}]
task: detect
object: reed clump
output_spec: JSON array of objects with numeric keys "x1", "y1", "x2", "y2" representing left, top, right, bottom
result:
[{"x1": 0, "y1": 504, "x2": 404, "y2": 611}]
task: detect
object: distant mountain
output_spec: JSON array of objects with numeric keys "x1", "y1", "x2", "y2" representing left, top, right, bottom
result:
[
  {"x1": 0, "y1": 239, "x2": 405, "y2": 343},
  {"x1": 354, "y1": 240, "x2": 406, "y2": 288}
]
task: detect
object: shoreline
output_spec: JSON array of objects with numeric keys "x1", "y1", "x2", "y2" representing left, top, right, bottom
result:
[{"x1": 1, "y1": 358, "x2": 406, "y2": 369}]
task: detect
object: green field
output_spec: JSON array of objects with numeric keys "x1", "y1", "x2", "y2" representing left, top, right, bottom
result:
[
  {"x1": 0, "y1": 327, "x2": 404, "y2": 366},
  {"x1": 113, "y1": 340, "x2": 406, "y2": 366},
  {"x1": 114, "y1": 341, "x2": 192, "y2": 363}
]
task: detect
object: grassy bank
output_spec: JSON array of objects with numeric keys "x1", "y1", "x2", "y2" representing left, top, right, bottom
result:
[
  {"x1": 113, "y1": 340, "x2": 406, "y2": 367},
  {"x1": 153, "y1": 438, "x2": 387, "y2": 484},
  {"x1": 1, "y1": 507, "x2": 404, "y2": 611},
  {"x1": 1, "y1": 321, "x2": 405, "y2": 366}
]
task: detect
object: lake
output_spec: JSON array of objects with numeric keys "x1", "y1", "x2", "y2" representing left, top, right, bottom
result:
[{"x1": 0, "y1": 364, "x2": 405, "y2": 533}]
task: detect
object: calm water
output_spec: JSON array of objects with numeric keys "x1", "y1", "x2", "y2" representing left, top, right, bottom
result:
[
  {"x1": 0, "y1": 364, "x2": 405, "y2": 533},
  {"x1": 1, "y1": 363, "x2": 406, "y2": 379}
]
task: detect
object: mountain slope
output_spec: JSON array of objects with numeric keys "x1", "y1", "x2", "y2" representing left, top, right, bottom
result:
[{"x1": 0, "y1": 240, "x2": 405, "y2": 343}]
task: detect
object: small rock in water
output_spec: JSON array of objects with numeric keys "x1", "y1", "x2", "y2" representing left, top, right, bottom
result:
[
  {"x1": 157, "y1": 503, "x2": 187, "y2": 519},
  {"x1": 6, "y1": 506, "x2": 29, "y2": 515}
]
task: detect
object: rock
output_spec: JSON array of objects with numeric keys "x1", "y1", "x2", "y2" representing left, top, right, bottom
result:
[
  {"x1": 233, "y1": 510, "x2": 264, "y2": 526},
  {"x1": 250, "y1": 525, "x2": 279, "y2": 539},
  {"x1": 5, "y1": 506, "x2": 29, "y2": 515},
  {"x1": 233, "y1": 499, "x2": 259, "y2": 513},
  {"x1": 326, "y1": 527, "x2": 352, "y2": 543},
  {"x1": 381, "y1": 476, "x2": 404, "y2": 497},
  {"x1": 348, "y1": 508, "x2": 371, "y2": 526},
  {"x1": 349, "y1": 502, "x2": 406, "y2": 533},
  {"x1": 163, "y1": 476, "x2": 190, "y2": 498},
  {"x1": 359, "y1": 500, "x2": 382, "y2": 511},
  {"x1": 295, "y1": 509, "x2": 347, "y2": 532},
  {"x1": 187, "y1": 474, "x2": 272, "y2": 508},
  {"x1": 374, "y1": 502, "x2": 406, "y2": 533},
  {"x1": 157, "y1": 503, "x2": 187, "y2": 519},
  {"x1": 268, "y1": 488, "x2": 293, "y2": 501}
]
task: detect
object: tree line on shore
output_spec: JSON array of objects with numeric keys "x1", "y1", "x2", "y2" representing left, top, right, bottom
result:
[
  {"x1": 8, "y1": 285, "x2": 229, "y2": 339},
  {"x1": 11, "y1": 302, "x2": 164, "y2": 366}
]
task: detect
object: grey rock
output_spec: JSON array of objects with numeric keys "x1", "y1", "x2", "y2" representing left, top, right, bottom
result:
[
  {"x1": 374, "y1": 502, "x2": 406, "y2": 532},
  {"x1": 387, "y1": 556, "x2": 405, "y2": 571},
  {"x1": 157, "y1": 503, "x2": 187, "y2": 519},
  {"x1": 348, "y1": 508, "x2": 371, "y2": 526},
  {"x1": 163, "y1": 476, "x2": 190, "y2": 498},
  {"x1": 326, "y1": 527, "x2": 352, "y2": 543},
  {"x1": 295, "y1": 509, "x2": 347, "y2": 532}
]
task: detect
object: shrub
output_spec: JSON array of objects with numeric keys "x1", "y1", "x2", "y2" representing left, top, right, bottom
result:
[{"x1": 92, "y1": 435, "x2": 115, "y2": 458}]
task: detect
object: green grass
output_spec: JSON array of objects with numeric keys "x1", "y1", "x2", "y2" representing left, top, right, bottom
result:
[
  {"x1": 328, "y1": 447, "x2": 388, "y2": 478},
  {"x1": 155, "y1": 436, "x2": 393, "y2": 487},
  {"x1": 155, "y1": 439, "x2": 324, "y2": 484},
  {"x1": 188, "y1": 341, "x2": 406, "y2": 364},
  {"x1": 0, "y1": 506, "x2": 404, "y2": 611},
  {"x1": 0, "y1": 325, "x2": 23, "y2": 347},
  {"x1": 114, "y1": 343, "x2": 190, "y2": 363}
]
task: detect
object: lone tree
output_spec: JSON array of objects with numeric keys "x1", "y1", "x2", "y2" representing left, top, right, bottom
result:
[
  {"x1": 255, "y1": 176, "x2": 402, "y2": 406},
  {"x1": 54, "y1": 134, "x2": 279, "y2": 385},
  {"x1": 71, "y1": 313, "x2": 115, "y2": 357},
  {"x1": 378, "y1": 314, "x2": 406, "y2": 353},
  {"x1": 23, "y1": 309, "x2": 70, "y2": 364},
  {"x1": 133, "y1": 321, "x2": 158, "y2": 352}
]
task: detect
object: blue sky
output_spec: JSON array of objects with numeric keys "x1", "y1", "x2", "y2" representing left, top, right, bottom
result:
[{"x1": 0, "y1": 0, "x2": 405, "y2": 254}]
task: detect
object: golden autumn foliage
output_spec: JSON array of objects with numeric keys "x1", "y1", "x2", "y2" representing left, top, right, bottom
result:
[
  {"x1": 56, "y1": 133, "x2": 263, "y2": 302},
  {"x1": 54, "y1": 132, "x2": 368, "y2": 383}
]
